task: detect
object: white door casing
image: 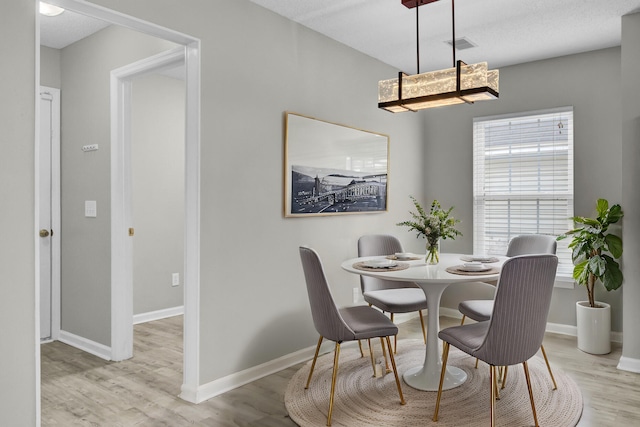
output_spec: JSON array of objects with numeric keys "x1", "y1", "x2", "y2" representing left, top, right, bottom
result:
[{"x1": 38, "y1": 86, "x2": 61, "y2": 342}]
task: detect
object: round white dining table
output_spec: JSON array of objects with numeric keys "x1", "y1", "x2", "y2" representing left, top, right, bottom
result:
[{"x1": 341, "y1": 252, "x2": 505, "y2": 392}]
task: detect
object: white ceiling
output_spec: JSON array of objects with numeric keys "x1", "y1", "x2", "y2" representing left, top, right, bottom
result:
[
  {"x1": 40, "y1": 8, "x2": 110, "y2": 49},
  {"x1": 40, "y1": 0, "x2": 640, "y2": 73},
  {"x1": 248, "y1": 0, "x2": 640, "y2": 73}
]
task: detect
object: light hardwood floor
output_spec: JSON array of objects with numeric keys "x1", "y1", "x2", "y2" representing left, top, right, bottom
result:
[{"x1": 41, "y1": 315, "x2": 640, "y2": 426}]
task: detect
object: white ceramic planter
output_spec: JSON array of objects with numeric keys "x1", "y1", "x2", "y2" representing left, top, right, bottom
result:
[{"x1": 576, "y1": 301, "x2": 611, "y2": 354}]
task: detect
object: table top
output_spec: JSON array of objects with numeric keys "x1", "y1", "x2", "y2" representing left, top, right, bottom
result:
[{"x1": 341, "y1": 252, "x2": 506, "y2": 284}]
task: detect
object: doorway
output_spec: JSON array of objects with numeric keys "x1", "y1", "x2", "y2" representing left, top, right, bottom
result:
[
  {"x1": 110, "y1": 47, "x2": 186, "y2": 361},
  {"x1": 35, "y1": 0, "x2": 202, "y2": 412}
]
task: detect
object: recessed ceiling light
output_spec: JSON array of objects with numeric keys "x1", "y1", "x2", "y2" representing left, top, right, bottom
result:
[{"x1": 40, "y1": 2, "x2": 65, "y2": 17}]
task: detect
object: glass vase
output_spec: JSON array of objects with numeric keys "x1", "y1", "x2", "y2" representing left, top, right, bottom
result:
[{"x1": 426, "y1": 239, "x2": 440, "y2": 265}]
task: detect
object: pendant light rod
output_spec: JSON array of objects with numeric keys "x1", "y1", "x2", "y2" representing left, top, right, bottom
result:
[
  {"x1": 451, "y1": 0, "x2": 456, "y2": 66},
  {"x1": 416, "y1": 1, "x2": 420, "y2": 74}
]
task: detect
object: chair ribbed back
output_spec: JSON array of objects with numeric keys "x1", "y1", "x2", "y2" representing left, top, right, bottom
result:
[
  {"x1": 506, "y1": 234, "x2": 557, "y2": 257},
  {"x1": 299, "y1": 246, "x2": 354, "y2": 342},
  {"x1": 357, "y1": 235, "x2": 416, "y2": 292},
  {"x1": 475, "y1": 254, "x2": 558, "y2": 367}
]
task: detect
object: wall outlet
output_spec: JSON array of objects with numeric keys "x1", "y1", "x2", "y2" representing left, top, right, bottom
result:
[
  {"x1": 84, "y1": 200, "x2": 97, "y2": 217},
  {"x1": 172, "y1": 273, "x2": 180, "y2": 287}
]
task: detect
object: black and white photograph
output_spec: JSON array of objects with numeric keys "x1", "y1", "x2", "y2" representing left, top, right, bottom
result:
[{"x1": 284, "y1": 113, "x2": 389, "y2": 217}]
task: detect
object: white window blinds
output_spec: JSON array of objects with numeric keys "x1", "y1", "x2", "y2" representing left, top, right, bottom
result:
[{"x1": 473, "y1": 107, "x2": 574, "y2": 279}]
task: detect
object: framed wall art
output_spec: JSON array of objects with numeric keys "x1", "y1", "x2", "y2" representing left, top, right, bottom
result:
[{"x1": 284, "y1": 112, "x2": 389, "y2": 217}]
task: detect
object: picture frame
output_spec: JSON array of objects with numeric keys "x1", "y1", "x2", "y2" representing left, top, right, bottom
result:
[{"x1": 284, "y1": 112, "x2": 389, "y2": 217}]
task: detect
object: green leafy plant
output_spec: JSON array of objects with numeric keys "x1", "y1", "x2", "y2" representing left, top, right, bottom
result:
[
  {"x1": 557, "y1": 199, "x2": 623, "y2": 308},
  {"x1": 397, "y1": 196, "x2": 462, "y2": 263}
]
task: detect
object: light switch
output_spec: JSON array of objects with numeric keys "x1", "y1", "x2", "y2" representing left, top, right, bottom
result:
[{"x1": 85, "y1": 200, "x2": 97, "y2": 217}]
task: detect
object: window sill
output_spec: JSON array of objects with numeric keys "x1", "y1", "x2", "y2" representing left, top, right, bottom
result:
[{"x1": 554, "y1": 276, "x2": 575, "y2": 289}]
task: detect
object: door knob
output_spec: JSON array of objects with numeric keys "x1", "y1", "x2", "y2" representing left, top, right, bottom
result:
[{"x1": 39, "y1": 229, "x2": 50, "y2": 237}]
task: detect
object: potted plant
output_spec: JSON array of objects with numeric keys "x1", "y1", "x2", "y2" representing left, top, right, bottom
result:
[
  {"x1": 557, "y1": 198, "x2": 623, "y2": 354},
  {"x1": 397, "y1": 196, "x2": 462, "y2": 265}
]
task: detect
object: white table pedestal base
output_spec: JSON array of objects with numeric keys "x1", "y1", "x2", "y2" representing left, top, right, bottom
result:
[{"x1": 403, "y1": 364, "x2": 467, "y2": 391}]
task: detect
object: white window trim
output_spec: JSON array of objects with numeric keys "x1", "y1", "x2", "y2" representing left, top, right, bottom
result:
[{"x1": 473, "y1": 107, "x2": 575, "y2": 284}]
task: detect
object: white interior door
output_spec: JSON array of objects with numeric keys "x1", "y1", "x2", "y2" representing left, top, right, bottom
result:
[{"x1": 39, "y1": 86, "x2": 61, "y2": 341}]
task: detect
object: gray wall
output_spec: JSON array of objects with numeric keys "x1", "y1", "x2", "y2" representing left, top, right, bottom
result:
[
  {"x1": 40, "y1": 46, "x2": 61, "y2": 88},
  {"x1": 59, "y1": 26, "x2": 177, "y2": 345},
  {"x1": 2, "y1": 2, "x2": 638, "y2": 422},
  {"x1": 621, "y1": 13, "x2": 640, "y2": 361},
  {"x1": 89, "y1": 0, "x2": 426, "y2": 384},
  {"x1": 0, "y1": 0, "x2": 36, "y2": 423},
  {"x1": 132, "y1": 73, "x2": 185, "y2": 315},
  {"x1": 425, "y1": 47, "x2": 625, "y2": 332}
]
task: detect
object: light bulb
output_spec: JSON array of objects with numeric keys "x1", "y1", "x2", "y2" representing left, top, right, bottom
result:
[{"x1": 40, "y1": 2, "x2": 65, "y2": 17}]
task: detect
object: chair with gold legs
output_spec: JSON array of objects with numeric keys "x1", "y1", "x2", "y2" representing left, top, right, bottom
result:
[
  {"x1": 434, "y1": 254, "x2": 558, "y2": 427},
  {"x1": 357, "y1": 235, "x2": 428, "y2": 353},
  {"x1": 458, "y1": 234, "x2": 558, "y2": 389},
  {"x1": 300, "y1": 246, "x2": 406, "y2": 426}
]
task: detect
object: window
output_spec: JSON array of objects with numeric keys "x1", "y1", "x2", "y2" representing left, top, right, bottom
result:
[{"x1": 473, "y1": 107, "x2": 574, "y2": 279}]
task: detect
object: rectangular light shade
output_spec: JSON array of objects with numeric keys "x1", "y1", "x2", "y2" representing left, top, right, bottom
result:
[{"x1": 378, "y1": 61, "x2": 499, "y2": 112}]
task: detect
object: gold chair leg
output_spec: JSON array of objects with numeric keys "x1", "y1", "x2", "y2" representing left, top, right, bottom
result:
[
  {"x1": 357, "y1": 340, "x2": 364, "y2": 358},
  {"x1": 494, "y1": 366, "x2": 500, "y2": 400},
  {"x1": 390, "y1": 313, "x2": 398, "y2": 353},
  {"x1": 490, "y1": 365, "x2": 496, "y2": 427},
  {"x1": 523, "y1": 361, "x2": 540, "y2": 427},
  {"x1": 385, "y1": 336, "x2": 406, "y2": 405},
  {"x1": 327, "y1": 342, "x2": 341, "y2": 426},
  {"x1": 380, "y1": 337, "x2": 391, "y2": 373},
  {"x1": 475, "y1": 358, "x2": 479, "y2": 369},
  {"x1": 433, "y1": 342, "x2": 450, "y2": 422},
  {"x1": 305, "y1": 336, "x2": 323, "y2": 389},
  {"x1": 501, "y1": 365, "x2": 509, "y2": 390},
  {"x1": 540, "y1": 344, "x2": 558, "y2": 390},
  {"x1": 368, "y1": 339, "x2": 376, "y2": 376},
  {"x1": 419, "y1": 310, "x2": 427, "y2": 344}
]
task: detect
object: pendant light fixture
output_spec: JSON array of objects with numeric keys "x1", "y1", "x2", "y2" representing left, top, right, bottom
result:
[{"x1": 378, "y1": 0, "x2": 499, "y2": 113}]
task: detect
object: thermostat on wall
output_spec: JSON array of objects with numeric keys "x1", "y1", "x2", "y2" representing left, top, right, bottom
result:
[{"x1": 82, "y1": 144, "x2": 99, "y2": 152}]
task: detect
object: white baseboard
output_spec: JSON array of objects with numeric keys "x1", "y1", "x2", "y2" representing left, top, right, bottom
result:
[
  {"x1": 617, "y1": 356, "x2": 640, "y2": 373},
  {"x1": 191, "y1": 339, "x2": 357, "y2": 404},
  {"x1": 189, "y1": 311, "x2": 625, "y2": 405},
  {"x1": 58, "y1": 330, "x2": 111, "y2": 361},
  {"x1": 392, "y1": 311, "x2": 420, "y2": 324},
  {"x1": 440, "y1": 307, "x2": 464, "y2": 320},
  {"x1": 133, "y1": 305, "x2": 184, "y2": 325},
  {"x1": 545, "y1": 322, "x2": 622, "y2": 343},
  {"x1": 441, "y1": 308, "x2": 624, "y2": 343},
  {"x1": 545, "y1": 322, "x2": 577, "y2": 337}
]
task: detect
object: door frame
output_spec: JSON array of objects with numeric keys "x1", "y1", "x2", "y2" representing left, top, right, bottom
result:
[
  {"x1": 110, "y1": 47, "x2": 186, "y2": 361},
  {"x1": 38, "y1": 86, "x2": 61, "y2": 342},
  {"x1": 36, "y1": 0, "x2": 202, "y2": 409}
]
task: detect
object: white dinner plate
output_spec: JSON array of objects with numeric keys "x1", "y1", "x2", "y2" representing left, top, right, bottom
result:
[
  {"x1": 461, "y1": 255, "x2": 496, "y2": 263},
  {"x1": 457, "y1": 264, "x2": 492, "y2": 272},
  {"x1": 363, "y1": 259, "x2": 398, "y2": 268}
]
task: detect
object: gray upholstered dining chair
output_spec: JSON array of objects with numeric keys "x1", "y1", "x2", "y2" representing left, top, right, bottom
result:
[
  {"x1": 357, "y1": 234, "x2": 427, "y2": 353},
  {"x1": 299, "y1": 246, "x2": 406, "y2": 426},
  {"x1": 434, "y1": 254, "x2": 558, "y2": 427},
  {"x1": 458, "y1": 234, "x2": 558, "y2": 389}
]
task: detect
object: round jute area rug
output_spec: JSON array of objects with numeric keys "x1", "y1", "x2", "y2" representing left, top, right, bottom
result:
[{"x1": 285, "y1": 339, "x2": 583, "y2": 427}]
